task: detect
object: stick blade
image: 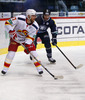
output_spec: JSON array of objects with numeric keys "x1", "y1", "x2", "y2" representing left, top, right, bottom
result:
[
  {"x1": 54, "y1": 75, "x2": 64, "y2": 80},
  {"x1": 76, "y1": 64, "x2": 83, "y2": 69}
]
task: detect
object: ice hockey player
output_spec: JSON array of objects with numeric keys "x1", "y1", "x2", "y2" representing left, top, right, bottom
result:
[
  {"x1": 33, "y1": 9, "x2": 57, "y2": 63},
  {"x1": 1, "y1": 9, "x2": 43, "y2": 75}
]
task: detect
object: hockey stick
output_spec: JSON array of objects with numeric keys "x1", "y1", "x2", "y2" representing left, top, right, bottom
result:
[
  {"x1": 56, "y1": 45, "x2": 83, "y2": 69},
  {"x1": 15, "y1": 39, "x2": 63, "y2": 80}
]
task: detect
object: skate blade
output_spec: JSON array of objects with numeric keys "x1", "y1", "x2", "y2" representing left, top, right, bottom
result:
[
  {"x1": 54, "y1": 75, "x2": 64, "y2": 80},
  {"x1": 76, "y1": 64, "x2": 83, "y2": 69},
  {"x1": 1, "y1": 73, "x2": 6, "y2": 76}
]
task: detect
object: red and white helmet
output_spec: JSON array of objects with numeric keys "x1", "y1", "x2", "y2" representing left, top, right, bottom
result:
[{"x1": 26, "y1": 9, "x2": 36, "y2": 18}]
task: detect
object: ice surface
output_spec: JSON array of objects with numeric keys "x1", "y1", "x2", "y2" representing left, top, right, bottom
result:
[{"x1": 0, "y1": 46, "x2": 85, "y2": 100}]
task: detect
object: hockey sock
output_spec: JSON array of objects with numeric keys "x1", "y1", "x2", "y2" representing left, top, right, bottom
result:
[
  {"x1": 3, "y1": 51, "x2": 15, "y2": 72},
  {"x1": 46, "y1": 47, "x2": 52, "y2": 58},
  {"x1": 32, "y1": 57, "x2": 42, "y2": 68},
  {"x1": 30, "y1": 51, "x2": 43, "y2": 73}
]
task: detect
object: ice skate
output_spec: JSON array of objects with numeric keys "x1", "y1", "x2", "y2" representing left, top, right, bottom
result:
[
  {"x1": 30, "y1": 56, "x2": 32, "y2": 60},
  {"x1": 1, "y1": 70, "x2": 7, "y2": 75},
  {"x1": 48, "y1": 58, "x2": 56, "y2": 63},
  {"x1": 36, "y1": 66, "x2": 43, "y2": 74}
]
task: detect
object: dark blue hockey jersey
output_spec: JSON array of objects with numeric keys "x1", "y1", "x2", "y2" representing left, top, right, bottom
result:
[{"x1": 36, "y1": 15, "x2": 57, "y2": 34}]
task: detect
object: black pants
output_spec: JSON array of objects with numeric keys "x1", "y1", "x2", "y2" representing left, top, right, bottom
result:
[{"x1": 34, "y1": 32, "x2": 52, "y2": 58}]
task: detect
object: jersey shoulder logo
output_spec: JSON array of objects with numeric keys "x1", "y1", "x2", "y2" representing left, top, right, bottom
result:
[{"x1": 46, "y1": 22, "x2": 49, "y2": 25}]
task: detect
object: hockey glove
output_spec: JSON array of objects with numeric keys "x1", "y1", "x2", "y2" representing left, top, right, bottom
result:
[
  {"x1": 24, "y1": 43, "x2": 36, "y2": 54},
  {"x1": 52, "y1": 33, "x2": 57, "y2": 46},
  {"x1": 52, "y1": 38, "x2": 57, "y2": 46},
  {"x1": 9, "y1": 30, "x2": 17, "y2": 40}
]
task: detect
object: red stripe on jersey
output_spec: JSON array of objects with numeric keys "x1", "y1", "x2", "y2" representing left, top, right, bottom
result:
[{"x1": 5, "y1": 21, "x2": 11, "y2": 25}]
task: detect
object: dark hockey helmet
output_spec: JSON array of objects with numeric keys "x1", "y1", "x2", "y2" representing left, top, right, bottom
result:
[{"x1": 43, "y1": 9, "x2": 50, "y2": 15}]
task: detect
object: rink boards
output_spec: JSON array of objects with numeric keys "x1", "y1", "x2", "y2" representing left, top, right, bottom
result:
[{"x1": 0, "y1": 17, "x2": 85, "y2": 55}]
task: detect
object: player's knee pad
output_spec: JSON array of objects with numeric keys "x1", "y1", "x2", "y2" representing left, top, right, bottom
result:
[
  {"x1": 5, "y1": 51, "x2": 16, "y2": 64},
  {"x1": 45, "y1": 43, "x2": 51, "y2": 49},
  {"x1": 43, "y1": 35, "x2": 51, "y2": 48},
  {"x1": 30, "y1": 51, "x2": 38, "y2": 58},
  {"x1": 44, "y1": 35, "x2": 50, "y2": 41}
]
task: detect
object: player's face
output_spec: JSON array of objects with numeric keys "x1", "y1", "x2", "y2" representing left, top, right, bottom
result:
[
  {"x1": 27, "y1": 15, "x2": 37, "y2": 24},
  {"x1": 43, "y1": 14, "x2": 50, "y2": 21},
  {"x1": 30, "y1": 15, "x2": 37, "y2": 23}
]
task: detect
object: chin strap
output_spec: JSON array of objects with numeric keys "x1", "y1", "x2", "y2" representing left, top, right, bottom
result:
[{"x1": 26, "y1": 16, "x2": 32, "y2": 25}]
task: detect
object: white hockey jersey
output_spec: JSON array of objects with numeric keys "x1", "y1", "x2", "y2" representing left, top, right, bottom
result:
[{"x1": 5, "y1": 15, "x2": 39, "y2": 44}]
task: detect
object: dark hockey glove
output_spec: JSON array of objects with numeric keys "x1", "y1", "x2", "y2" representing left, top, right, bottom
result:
[
  {"x1": 52, "y1": 33, "x2": 57, "y2": 46},
  {"x1": 52, "y1": 38, "x2": 57, "y2": 46}
]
